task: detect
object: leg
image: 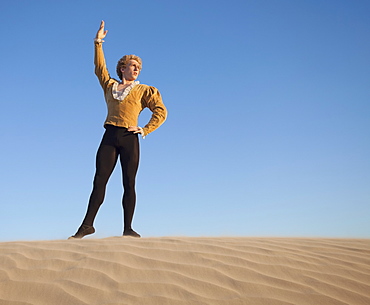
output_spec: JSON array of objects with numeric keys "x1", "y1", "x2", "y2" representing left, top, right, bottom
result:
[
  {"x1": 118, "y1": 133, "x2": 140, "y2": 237},
  {"x1": 70, "y1": 137, "x2": 118, "y2": 239},
  {"x1": 82, "y1": 143, "x2": 119, "y2": 226}
]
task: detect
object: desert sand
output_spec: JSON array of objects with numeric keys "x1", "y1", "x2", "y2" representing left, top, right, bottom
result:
[{"x1": 0, "y1": 237, "x2": 369, "y2": 305}]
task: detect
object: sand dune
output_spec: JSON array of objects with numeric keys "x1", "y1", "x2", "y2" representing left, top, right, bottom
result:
[{"x1": 0, "y1": 237, "x2": 369, "y2": 305}]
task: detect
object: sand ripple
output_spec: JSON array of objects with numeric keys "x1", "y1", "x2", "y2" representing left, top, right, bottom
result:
[{"x1": 0, "y1": 237, "x2": 369, "y2": 305}]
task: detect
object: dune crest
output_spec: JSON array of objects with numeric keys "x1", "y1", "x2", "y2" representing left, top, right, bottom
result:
[{"x1": 0, "y1": 237, "x2": 369, "y2": 305}]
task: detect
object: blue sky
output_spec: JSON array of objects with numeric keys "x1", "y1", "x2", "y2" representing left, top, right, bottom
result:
[{"x1": 1, "y1": 0, "x2": 369, "y2": 241}]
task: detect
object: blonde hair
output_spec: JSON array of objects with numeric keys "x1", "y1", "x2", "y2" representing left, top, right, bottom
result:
[{"x1": 116, "y1": 55, "x2": 142, "y2": 80}]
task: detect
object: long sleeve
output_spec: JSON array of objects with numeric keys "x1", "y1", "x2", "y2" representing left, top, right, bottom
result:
[
  {"x1": 94, "y1": 41, "x2": 111, "y2": 92},
  {"x1": 142, "y1": 87, "x2": 167, "y2": 136}
]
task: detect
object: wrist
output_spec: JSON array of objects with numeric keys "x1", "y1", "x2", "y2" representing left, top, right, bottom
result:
[{"x1": 94, "y1": 38, "x2": 104, "y2": 43}]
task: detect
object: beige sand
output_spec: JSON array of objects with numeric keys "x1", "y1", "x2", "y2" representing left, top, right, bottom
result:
[{"x1": 0, "y1": 237, "x2": 369, "y2": 305}]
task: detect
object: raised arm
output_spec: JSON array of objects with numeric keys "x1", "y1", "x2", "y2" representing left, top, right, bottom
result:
[{"x1": 94, "y1": 21, "x2": 110, "y2": 91}]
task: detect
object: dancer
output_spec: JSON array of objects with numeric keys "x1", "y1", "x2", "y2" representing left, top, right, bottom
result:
[{"x1": 70, "y1": 21, "x2": 167, "y2": 239}]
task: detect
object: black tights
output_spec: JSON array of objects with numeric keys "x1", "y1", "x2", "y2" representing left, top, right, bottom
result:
[{"x1": 82, "y1": 125, "x2": 139, "y2": 231}]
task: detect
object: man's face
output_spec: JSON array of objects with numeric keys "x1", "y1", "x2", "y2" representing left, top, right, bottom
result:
[{"x1": 121, "y1": 60, "x2": 141, "y2": 81}]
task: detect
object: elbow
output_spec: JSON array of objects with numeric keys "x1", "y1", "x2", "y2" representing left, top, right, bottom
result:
[{"x1": 163, "y1": 107, "x2": 168, "y2": 121}]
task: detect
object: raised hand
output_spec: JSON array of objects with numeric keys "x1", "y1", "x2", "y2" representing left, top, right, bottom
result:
[{"x1": 95, "y1": 20, "x2": 108, "y2": 40}]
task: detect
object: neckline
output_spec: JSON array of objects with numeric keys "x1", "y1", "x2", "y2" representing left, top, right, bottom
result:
[{"x1": 112, "y1": 81, "x2": 140, "y2": 101}]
